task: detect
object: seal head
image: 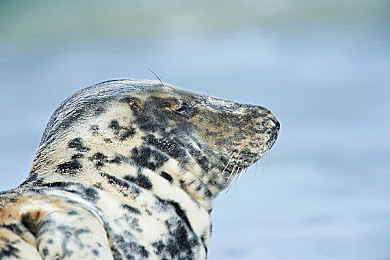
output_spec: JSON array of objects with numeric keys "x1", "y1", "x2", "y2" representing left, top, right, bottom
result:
[{"x1": 28, "y1": 79, "x2": 279, "y2": 211}]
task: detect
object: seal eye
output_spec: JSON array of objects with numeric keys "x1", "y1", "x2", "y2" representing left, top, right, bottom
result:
[
  {"x1": 175, "y1": 102, "x2": 190, "y2": 113},
  {"x1": 174, "y1": 101, "x2": 195, "y2": 118}
]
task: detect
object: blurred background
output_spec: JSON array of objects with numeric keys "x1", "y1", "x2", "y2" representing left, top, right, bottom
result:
[{"x1": 0, "y1": 1, "x2": 389, "y2": 259}]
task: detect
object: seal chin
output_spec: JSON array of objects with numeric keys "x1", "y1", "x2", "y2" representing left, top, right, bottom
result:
[{"x1": 220, "y1": 149, "x2": 259, "y2": 178}]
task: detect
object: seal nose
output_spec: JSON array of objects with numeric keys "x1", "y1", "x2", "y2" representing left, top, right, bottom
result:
[
  {"x1": 266, "y1": 114, "x2": 280, "y2": 132},
  {"x1": 275, "y1": 120, "x2": 280, "y2": 131}
]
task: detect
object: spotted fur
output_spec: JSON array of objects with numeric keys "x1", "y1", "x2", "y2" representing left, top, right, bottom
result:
[{"x1": 0, "y1": 79, "x2": 279, "y2": 259}]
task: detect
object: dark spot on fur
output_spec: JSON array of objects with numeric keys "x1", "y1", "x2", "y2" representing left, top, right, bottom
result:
[
  {"x1": 196, "y1": 155, "x2": 209, "y2": 172},
  {"x1": 0, "y1": 223, "x2": 24, "y2": 236},
  {"x1": 90, "y1": 125, "x2": 100, "y2": 135},
  {"x1": 121, "y1": 204, "x2": 141, "y2": 215},
  {"x1": 109, "y1": 120, "x2": 120, "y2": 131},
  {"x1": 83, "y1": 187, "x2": 99, "y2": 201},
  {"x1": 124, "y1": 174, "x2": 153, "y2": 190},
  {"x1": 132, "y1": 97, "x2": 172, "y2": 132},
  {"x1": 160, "y1": 171, "x2": 173, "y2": 183},
  {"x1": 120, "y1": 128, "x2": 136, "y2": 141},
  {"x1": 41, "y1": 182, "x2": 99, "y2": 203},
  {"x1": 143, "y1": 134, "x2": 187, "y2": 160},
  {"x1": 183, "y1": 143, "x2": 211, "y2": 172},
  {"x1": 131, "y1": 146, "x2": 169, "y2": 171},
  {"x1": 91, "y1": 125, "x2": 99, "y2": 131},
  {"x1": 109, "y1": 156, "x2": 122, "y2": 164},
  {"x1": 71, "y1": 153, "x2": 84, "y2": 159},
  {"x1": 95, "y1": 106, "x2": 105, "y2": 115},
  {"x1": 145, "y1": 209, "x2": 153, "y2": 216},
  {"x1": 41, "y1": 182, "x2": 71, "y2": 188},
  {"x1": 151, "y1": 221, "x2": 199, "y2": 259},
  {"x1": 135, "y1": 114, "x2": 159, "y2": 132},
  {"x1": 42, "y1": 247, "x2": 50, "y2": 256},
  {"x1": 68, "y1": 138, "x2": 91, "y2": 152},
  {"x1": 156, "y1": 197, "x2": 193, "y2": 233},
  {"x1": 0, "y1": 242, "x2": 19, "y2": 258},
  {"x1": 20, "y1": 172, "x2": 44, "y2": 186},
  {"x1": 109, "y1": 119, "x2": 136, "y2": 141},
  {"x1": 54, "y1": 225, "x2": 91, "y2": 257},
  {"x1": 120, "y1": 97, "x2": 143, "y2": 113},
  {"x1": 21, "y1": 213, "x2": 38, "y2": 237},
  {"x1": 90, "y1": 152, "x2": 108, "y2": 169},
  {"x1": 56, "y1": 159, "x2": 82, "y2": 175},
  {"x1": 111, "y1": 234, "x2": 149, "y2": 259},
  {"x1": 201, "y1": 235, "x2": 208, "y2": 253},
  {"x1": 100, "y1": 172, "x2": 141, "y2": 198},
  {"x1": 93, "y1": 183, "x2": 103, "y2": 189},
  {"x1": 67, "y1": 210, "x2": 79, "y2": 216},
  {"x1": 204, "y1": 189, "x2": 213, "y2": 198},
  {"x1": 207, "y1": 177, "x2": 224, "y2": 190}
]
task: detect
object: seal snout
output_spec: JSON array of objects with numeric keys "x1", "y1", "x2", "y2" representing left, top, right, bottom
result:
[
  {"x1": 268, "y1": 114, "x2": 280, "y2": 132},
  {"x1": 250, "y1": 105, "x2": 280, "y2": 132},
  {"x1": 247, "y1": 106, "x2": 280, "y2": 154}
]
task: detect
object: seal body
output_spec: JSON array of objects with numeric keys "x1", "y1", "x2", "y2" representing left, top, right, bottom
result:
[{"x1": 0, "y1": 79, "x2": 279, "y2": 259}]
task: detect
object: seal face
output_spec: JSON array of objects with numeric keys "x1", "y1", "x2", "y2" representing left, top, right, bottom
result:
[{"x1": 0, "y1": 79, "x2": 279, "y2": 259}]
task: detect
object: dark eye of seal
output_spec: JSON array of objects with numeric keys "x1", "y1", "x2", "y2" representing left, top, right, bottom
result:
[{"x1": 173, "y1": 100, "x2": 195, "y2": 118}]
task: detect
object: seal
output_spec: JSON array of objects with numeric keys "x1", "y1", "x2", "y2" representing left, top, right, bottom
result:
[{"x1": 0, "y1": 79, "x2": 279, "y2": 259}]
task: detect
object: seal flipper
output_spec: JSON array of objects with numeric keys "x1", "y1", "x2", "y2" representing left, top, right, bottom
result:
[
  {"x1": 0, "y1": 196, "x2": 112, "y2": 260},
  {"x1": 33, "y1": 209, "x2": 112, "y2": 260},
  {"x1": 0, "y1": 227, "x2": 42, "y2": 260}
]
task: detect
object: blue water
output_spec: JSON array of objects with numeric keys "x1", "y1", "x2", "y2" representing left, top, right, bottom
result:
[{"x1": 0, "y1": 24, "x2": 389, "y2": 259}]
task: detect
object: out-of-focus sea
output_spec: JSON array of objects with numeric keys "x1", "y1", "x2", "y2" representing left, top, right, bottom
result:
[{"x1": 0, "y1": 1, "x2": 389, "y2": 259}]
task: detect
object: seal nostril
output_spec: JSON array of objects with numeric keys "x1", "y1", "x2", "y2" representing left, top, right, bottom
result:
[
  {"x1": 275, "y1": 120, "x2": 280, "y2": 131},
  {"x1": 267, "y1": 116, "x2": 280, "y2": 131}
]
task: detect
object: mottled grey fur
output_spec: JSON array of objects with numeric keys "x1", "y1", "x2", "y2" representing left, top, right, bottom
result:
[{"x1": 0, "y1": 79, "x2": 279, "y2": 259}]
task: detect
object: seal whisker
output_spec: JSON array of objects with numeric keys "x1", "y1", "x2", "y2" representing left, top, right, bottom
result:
[
  {"x1": 225, "y1": 181, "x2": 234, "y2": 193},
  {"x1": 224, "y1": 148, "x2": 243, "y2": 184},
  {"x1": 234, "y1": 167, "x2": 242, "y2": 181},
  {"x1": 224, "y1": 164, "x2": 235, "y2": 183},
  {"x1": 222, "y1": 148, "x2": 240, "y2": 178},
  {"x1": 249, "y1": 153, "x2": 259, "y2": 176},
  {"x1": 225, "y1": 165, "x2": 243, "y2": 193},
  {"x1": 225, "y1": 165, "x2": 238, "y2": 193},
  {"x1": 224, "y1": 146, "x2": 248, "y2": 185}
]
